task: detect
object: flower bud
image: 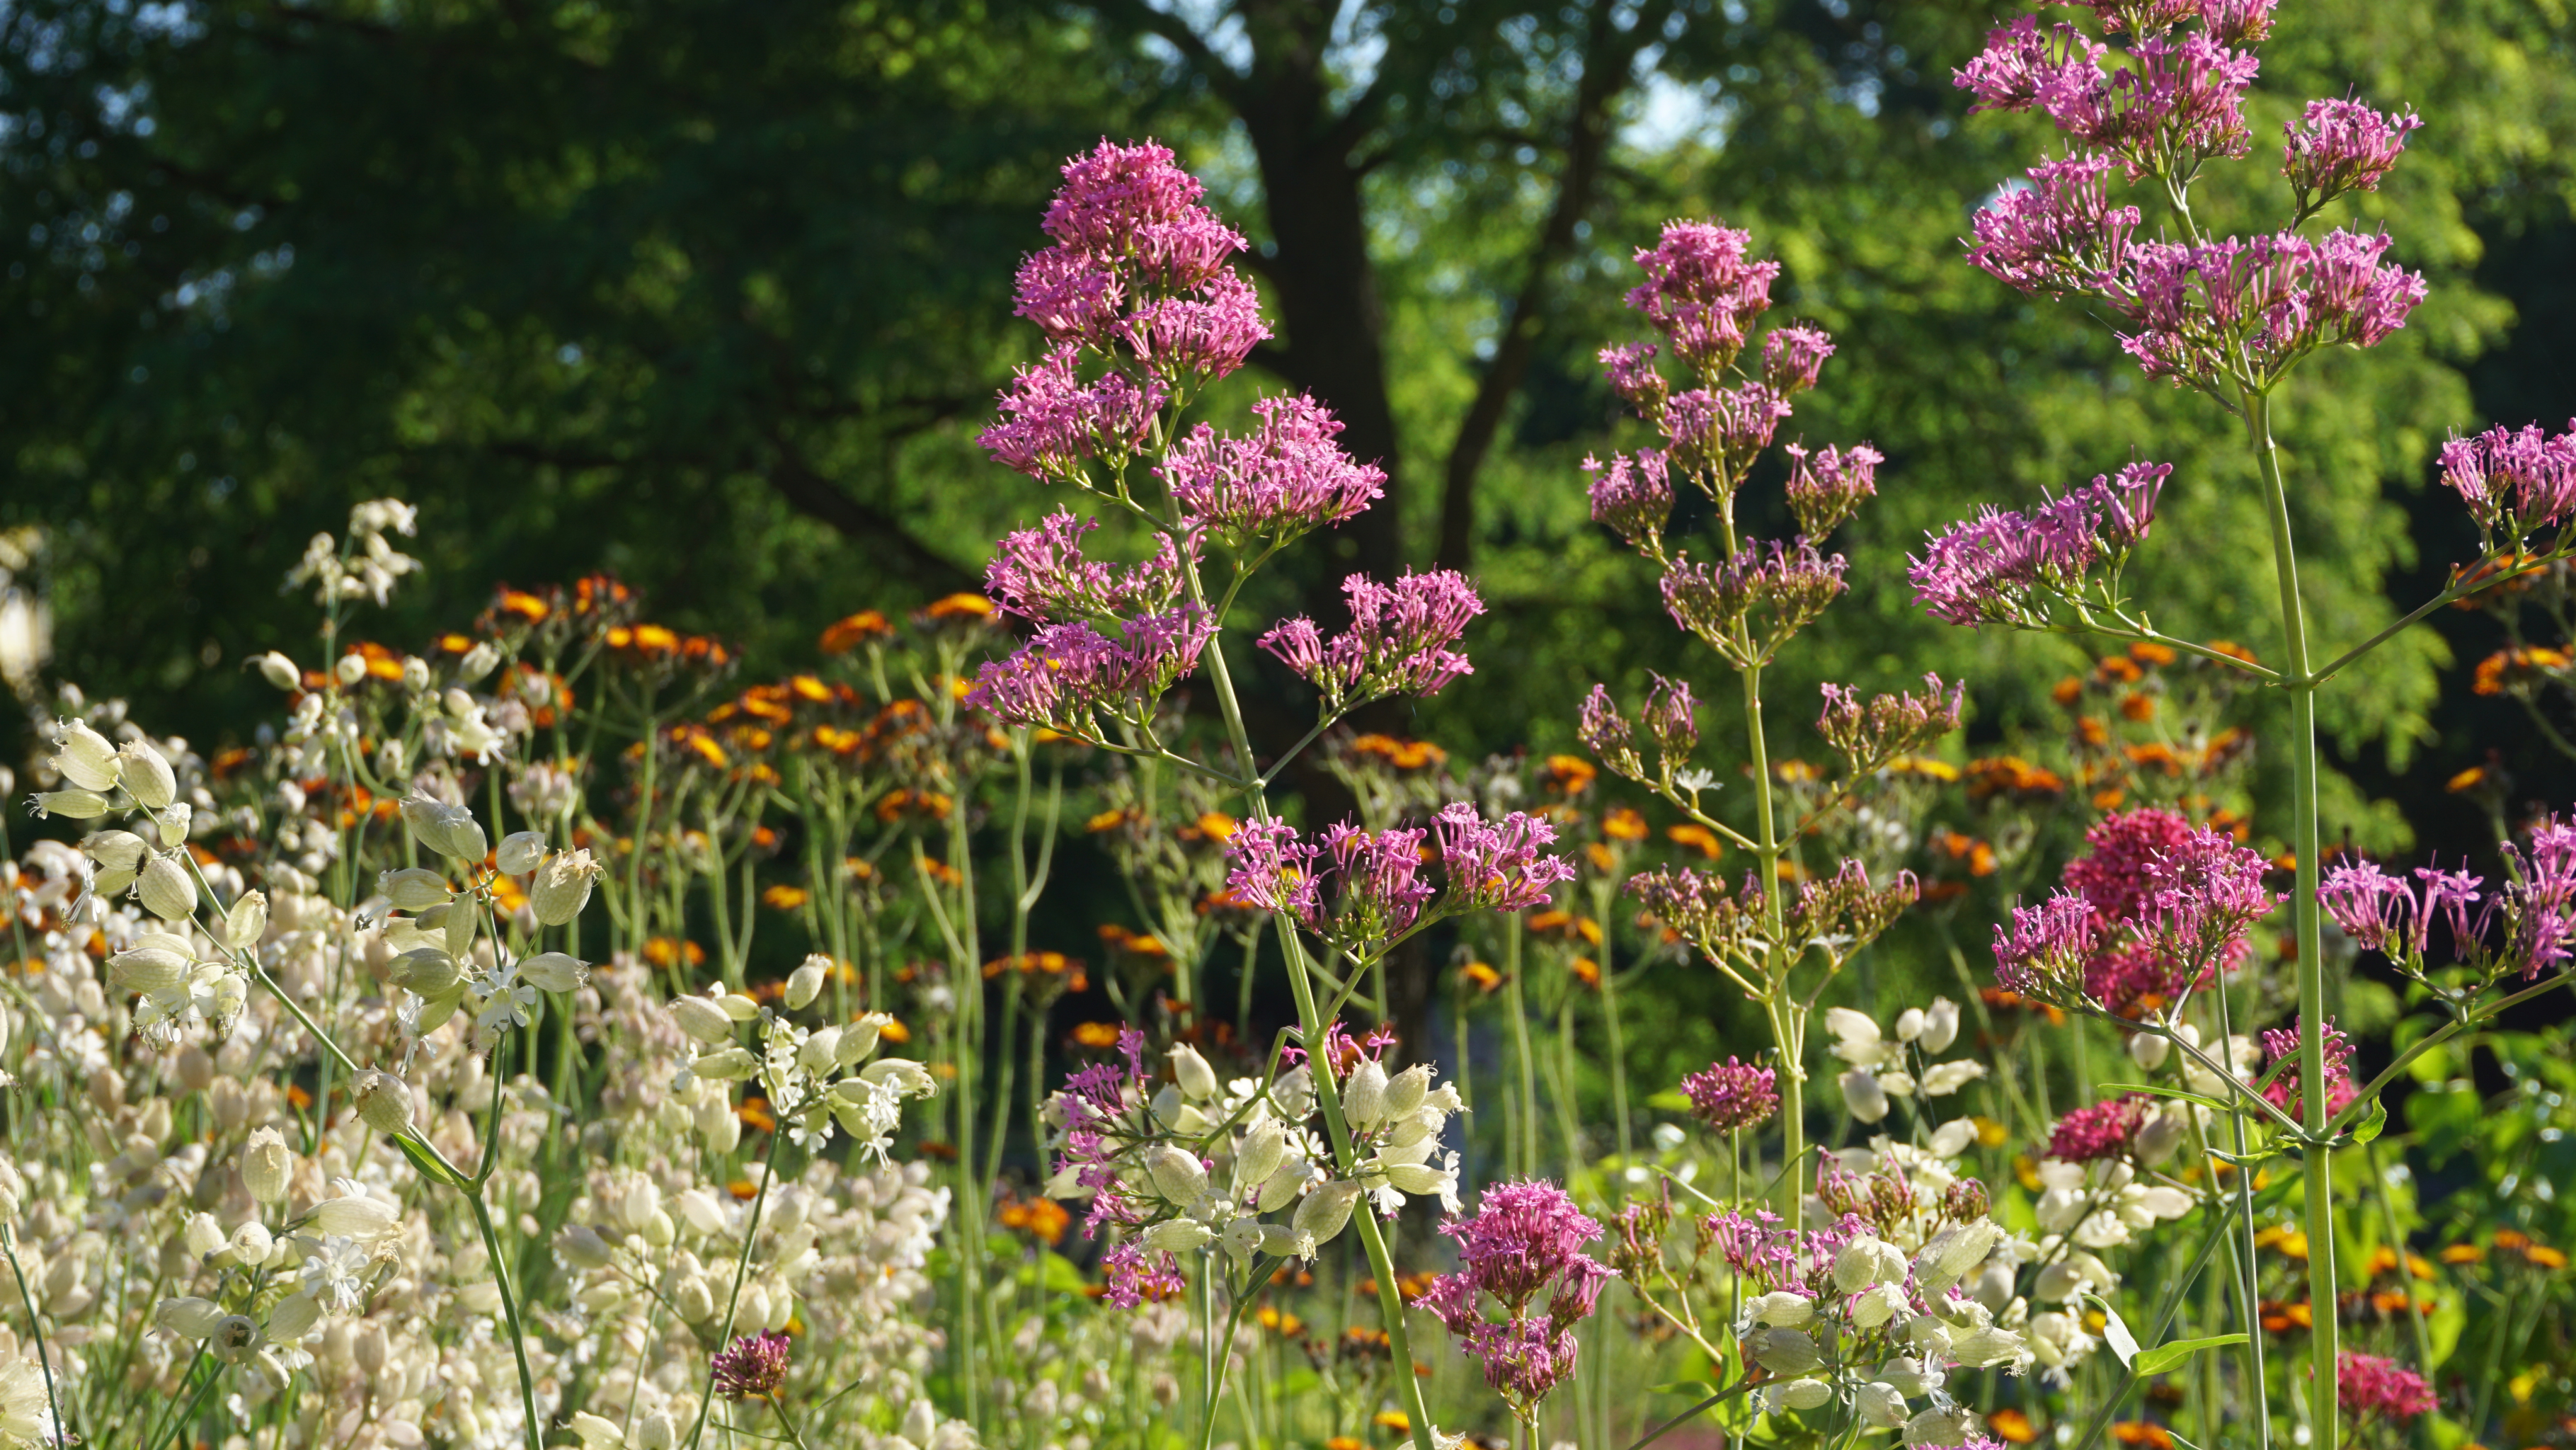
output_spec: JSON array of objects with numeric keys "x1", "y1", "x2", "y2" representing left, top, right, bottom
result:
[
  {"x1": 380, "y1": 867, "x2": 452, "y2": 912},
  {"x1": 184, "y1": 1212, "x2": 227, "y2": 1258},
  {"x1": 28, "y1": 789, "x2": 110, "y2": 820},
  {"x1": 107, "y1": 942, "x2": 191, "y2": 994},
  {"x1": 1293, "y1": 1180, "x2": 1364, "y2": 1248},
  {"x1": 1342, "y1": 1058, "x2": 1388, "y2": 1130},
  {"x1": 532, "y1": 848, "x2": 602, "y2": 925},
  {"x1": 2134, "y1": 1104, "x2": 2187, "y2": 1165},
  {"x1": 902, "y1": 1398, "x2": 938, "y2": 1449},
  {"x1": 119, "y1": 742, "x2": 177, "y2": 810},
  {"x1": 1913, "y1": 1218, "x2": 2002, "y2": 1296},
  {"x1": 1855, "y1": 1382, "x2": 1910, "y2": 1429},
  {"x1": 673, "y1": 1274, "x2": 716, "y2": 1323},
  {"x1": 314, "y1": 1194, "x2": 400, "y2": 1240},
  {"x1": 50, "y1": 719, "x2": 123, "y2": 792},
  {"x1": 1168, "y1": 1044, "x2": 1219, "y2": 1102},
  {"x1": 693, "y1": 1048, "x2": 760, "y2": 1081},
  {"x1": 151, "y1": 801, "x2": 191, "y2": 845},
  {"x1": 241, "y1": 1126, "x2": 294, "y2": 1204},
  {"x1": 1141, "y1": 1218, "x2": 1214, "y2": 1253},
  {"x1": 137, "y1": 856, "x2": 197, "y2": 921},
  {"x1": 1233, "y1": 1119, "x2": 1288, "y2": 1194},
  {"x1": 255, "y1": 651, "x2": 302, "y2": 691},
  {"x1": 1256, "y1": 1156, "x2": 1311, "y2": 1214},
  {"x1": 389, "y1": 948, "x2": 464, "y2": 997},
  {"x1": 1841, "y1": 1068, "x2": 1890, "y2": 1124},
  {"x1": 1770, "y1": 1378, "x2": 1833, "y2": 1411},
  {"x1": 351, "y1": 1071, "x2": 416, "y2": 1136},
  {"x1": 838, "y1": 1012, "x2": 890, "y2": 1066},
  {"x1": 1834, "y1": 1235, "x2": 1909, "y2": 1293},
  {"x1": 222, "y1": 889, "x2": 268, "y2": 952},
  {"x1": 496, "y1": 830, "x2": 546, "y2": 876},
  {"x1": 229, "y1": 1221, "x2": 275, "y2": 1267},
  {"x1": 81, "y1": 829, "x2": 149, "y2": 874},
  {"x1": 1751, "y1": 1327, "x2": 1823, "y2": 1374},
  {"x1": 1270, "y1": 1065, "x2": 1314, "y2": 1121},
  {"x1": 556, "y1": 1224, "x2": 615, "y2": 1270},
  {"x1": 786, "y1": 955, "x2": 830, "y2": 1011},
  {"x1": 517, "y1": 952, "x2": 586, "y2": 993},
  {"x1": 2127, "y1": 1030, "x2": 2170, "y2": 1071},
  {"x1": 1143, "y1": 1145, "x2": 1209, "y2": 1206},
  {"x1": 1851, "y1": 1281, "x2": 1912, "y2": 1330},
  {"x1": 670, "y1": 995, "x2": 735, "y2": 1046},
  {"x1": 400, "y1": 794, "x2": 486, "y2": 862},
  {"x1": 268, "y1": 1291, "x2": 323, "y2": 1342},
  {"x1": 1922, "y1": 998, "x2": 1961, "y2": 1054},
  {"x1": 157, "y1": 1296, "x2": 228, "y2": 1340},
  {"x1": 333, "y1": 653, "x2": 368, "y2": 687},
  {"x1": 457, "y1": 641, "x2": 503, "y2": 685},
  {"x1": 1746, "y1": 1290, "x2": 1814, "y2": 1328},
  {"x1": 1895, "y1": 1007, "x2": 1925, "y2": 1043}
]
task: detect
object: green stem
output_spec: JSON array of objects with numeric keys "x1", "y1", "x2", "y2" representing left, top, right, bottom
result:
[
  {"x1": 2250, "y1": 387, "x2": 2336, "y2": 1450},
  {"x1": 1506, "y1": 917, "x2": 1540, "y2": 1177},
  {"x1": 464, "y1": 1190, "x2": 546, "y2": 1450}
]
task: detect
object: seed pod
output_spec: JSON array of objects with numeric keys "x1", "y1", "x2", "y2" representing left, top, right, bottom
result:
[
  {"x1": 692, "y1": 1048, "x2": 760, "y2": 1081},
  {"x1": 797, "y1": 1027, "x2": 842, "y2": 1076},
  {"x1": 28, "y1": 790, "x2": 110, "y2": 820},
  {"x1": 334, "y1": 653, "x2": 369, "y2": 687},
  {"x1": 1747, "y1": 1291, "x2": 1814, "y2": 1328},
  {"x1": 785, "y1": 954, "x2": 830, "y2": 1011},
  {"x1": 1341, "y1": 1058, "x2": 1388, "y2": 1130},
  {"x1": 457, "y1": 641, "x2": 503, "y2": 685},
  {"x1": 838, "y1": 1012, "x2": 891, "y2": 1066},
  {"x1": 351, "y1": 1071, "x2": 416, "y2": 1137},
  {"x1": 1835, "y1": 1235, "x2": 1909, "y2": 1293},
  {"x1": 516, "y1": 952, "x2": 586, "y2": 993},
  {"x1": 267, "y1": 1291, "x2": 322, "y2": 1342},
  {"x1": 1143, "y1": 1146, "x2": 1209, "y2": 1206},
  {"x1": 80, "y1": 829, "x2": 149, "y2": 874},
  {"x1": 389, "y1": 948, "x2": 464, "y2": 997},
  {"x1": 1771, "y1": 1378, "x2": 1833, "y2": 1411},
  {"x1": 118, "y1": 743, "x2": 177, "y2": 810},
  {"x1": 135, "y1": 857, "x2": 195, "y2": 921},
  {"x1": 495, "y1": 830, "x2": 546, "y2": 876},
  {"x1": 1854, "y1": 1382, "x2": 1909, "y2": 1429},
  {"x1": 107, "y1": 943, "x2": 191, "y2": 993},
  {"x1": 1232, "y1": 1119, "x2": 1288, "y2": 1194},
  {"x1": 1383, "y1": 1064, "x2": 1431, "y2": 1121},
  {"x1": 314, "y1": 1194, "x2": 399, "y2": 1239},
  {"x1": 1141, "y1": 1218, "x2": 1213, "y2": 1252},
  {"x1": 240, "y1": 1126, "x2": 294, "y2": 1204},
  {"x1": 1751, "y1": 1327, "x2": 1823, "y2": 1375},
  {"x1": 222, "y1": 890, "x2": 269, "y2": 952},
  {"x1": 1256, "y1": 1155, "x2": 1311, "y2": 1214},
  {"x1": 253, "y1": 651, "x2": 301, "y2": 691},
  {"x1": 1291, "y1": 1180, "x2": 1363, "y2": 1248},
  {"x1": 556, "y1": 1225, "x2": 614, "y2": 1270},
  {"x1": 531, "y1": 849, "x2": 602, "y2": 926},
  {"x1": 400, "y1": 794, "x2": 484, "y2": 862},
  {"x1": 2127, "y1": 1030, "x2": 2170, "y2": 1071},
  {"x1": 1921, "y1": 998, "x2": 1962, "y2": 1054},
  {"x1": 50, "y1": 719, "x2": 123, "y2": 792},
  {"x1": 151, "y1": 802, "x2": 191, "y2": 846},
  {"x1": 379, "y1": 868, "x2": 452, "y2": 912},
  {"x1": 670, "y1": 995, "x2": 734, "y2": 1046},
  {"x1": 1167, "y1": 1043, "x2": 1219, "y2": 1102},
  {"x1": 156, "y1": 1296, "x2": 227, "y2": 1340}
]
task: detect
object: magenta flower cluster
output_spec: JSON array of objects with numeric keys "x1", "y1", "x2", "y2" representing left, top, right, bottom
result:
[
  {"x1": 985, "y1": 510, "x2": 1189, "y2": 624},
  {"x1": 1224, "y1": 803, "x2": 1573, "y2": 952},
  {"x1": 1419, "y1": 1181, "x2": 1613, "y2": 1412},
  {"x1": 1053, "y1": 1024, "x2": 1155, "y2": 1235},
  {"x1": 2320, "y1": 814, "x2": 2576, "y2": 981},
  {"x1": 1162, "y1": 394, "x2": 1387, "y2": 554},
  {"x1": 2439, "y1": 418, "x2": 2576, "y2": 545},
  {"x1": 709, "y1": 1329, "x2": 793, "y2": 1400},
  {"x1": 2338, "y1": 1350, "x2": 2439, "y2": 1422},
  {"x1": 1257, "y1": 570, "x2": 1485, "y2": 713},
  {"x1": 1995, "y1": 807, "x2": 2276, "y2": 1014},
  {"x1": 2045, "y1": 1094, "x2": 2151, "y2": 1163},
  {"x1": 1908, "y1": 462, "x2": 2167, "y2": 627},
  {"x1": 2259, "y1": 1016, "x2": 2359, "y2": 1119},
  {"x1": 1952, "y1": 2, "x2": 2426, "y2": 392},
  {"x1": 964, "y1": 612, "x2": 1215, "y2": 737},
  {"x1": 1678, "y1": 1057, "x2": 1780, "y2": 1134}
]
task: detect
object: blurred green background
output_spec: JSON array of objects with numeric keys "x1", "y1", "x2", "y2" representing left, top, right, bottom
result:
[{"x1": 2, "y1": 0, "x2": 2572, "y2": 865}]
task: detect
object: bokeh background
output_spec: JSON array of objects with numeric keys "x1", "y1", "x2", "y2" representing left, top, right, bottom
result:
[{"x1": 3, "y1": 0, "x2": 2572, "y2": 867}]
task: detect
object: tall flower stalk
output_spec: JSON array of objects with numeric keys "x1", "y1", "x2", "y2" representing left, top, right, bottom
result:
[
  {"x1": 1930, "y1": 1, "x2": 2576, "y2": 1441},
  {"x1": 971, "y1": 139, "x2": 1574, "y2": 1450},
  {"x1": 1575, "y1": 224, "x2": 1952, "y2": 1222}
]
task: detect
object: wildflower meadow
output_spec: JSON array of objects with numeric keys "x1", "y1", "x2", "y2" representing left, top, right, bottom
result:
[{"x1": 3, "y1": 4, "x2": 2575, "y2": 1450}]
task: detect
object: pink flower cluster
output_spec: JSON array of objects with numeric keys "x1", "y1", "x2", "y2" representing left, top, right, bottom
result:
[
  {"x1": 984, "y1": 140, "x2": 1270, "y2": 483},
  {"x1": 1621, "y1": 222, "x2": 1784, "y2": 376},
  {"x1": 1258, "y1": 569, "x2": 1484, "y2": 712},
  {"x1": 1101, "y1": 1241, "x2": 1187, "y2": 1309},
  {"x1": 2439, "y1": 418, "x2": 2576, "y2": 544},
  {"x1": 2338, "y1": 1351, "x2": 2438, "y2": 1422},
  {"x1": 709, "y1": 1329, "x2": 793, "y2": 1400},
  {"x1": 2284, "y1": 98, "x2": 2422, "y2": 211},
  {"x1": 1783, "y1": 443, "x2": 1882, "y2": 541},
  {"x1": 1053, "y1": 1024, "x2": 1154, "y2": 1233},
  {"x1": 2046, "y1": 1094, "x2": 2150, "y2": 1163},
  {"x1": 1420, "y1": 1181, "x2": 1613, "y2": 1411},
  {"x1": 2323, "y1": 814, "x2": 2576, "y2": 981},
  {"x1": 1679, "y1": 1057, "x2": 1780, "y2": 1133},
  {"x1": 1161, "y1": 393, "x2": 1387, "y2": 552},
  {"x1": 2114, "y1": 229, "x2": 2427, "y2": 385},
  {"x1": 985, "y1": 509, "x2": 1189, "y2": 624},
  {"x1": 1815, "y1": 673, "x2": 1965, "y2": 775},
  {"x1": 1582, "y1": 450, "x2": 1674, "y2": 550},
  {"x1": 1908, "y1": 462, "x2": 2166, "y2": 627},
  {"x1": 963, "y1": 612, "x2": 1215, "y2": 736},
  {"x1": 1951, "y1": 3, "x2": 2429, "y2": 392},
  {"x1": 1995, "y1": 807, "x2": 2274, "y2": 1012},
  {"x1": 1659, "y1": 541, "x2": 1850, "y2": 660},
  {"x1": 2258, "y1": 1016, "x2": 2360, "y2": 1119},
  {"x1": 1223, "y1": 804, "x2": 1574, "y2": 949}
]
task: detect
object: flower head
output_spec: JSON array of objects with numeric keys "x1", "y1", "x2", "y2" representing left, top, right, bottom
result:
[
  {"x1": 2439, "y1": 418, "x2": 2576, "y2": 544},
  {"x1": 2337, "y1": 1352, "x2": 2437, "y2": 1422},
  {"x1": 2284, "y1": 98, "x2": 2421, "y2": 212},
  {"x1": 1163, "y1": 393, "x2": 1385, "y2": 550},
  {"x1": 711, "y1": 1330, "x2": 793, "y2": 1400},
  {"x1": 2046, "y1": 1095, "x2": 2150, "y2": 1163},
  {"x1": 1258, "y1": 570, "x2": 1484, "y2": 712},
  {"x1": 1680, "y1": 1058, "x2": 1780, "y2": 1133}
]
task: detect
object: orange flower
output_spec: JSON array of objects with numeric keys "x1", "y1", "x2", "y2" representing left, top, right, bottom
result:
[
  {"x1": 2472, "y1": 646, "x2": 2572, "y2": 696},
  {"x1": 1071, "y1": 1022, "x2": 1124, "y2": 1049},
  {"x1": 997, "y1": 1196, "x2": 1071, "y2": 1247},
  {"x1": 2118, "y1": 692, "x2": 2156, "y2": 722},
  {"x1": 1460, "y1": 961, "x2": 1501, "y2": 993},
  {"x1": 1988, "y1": 1409, "x2": 2039, "y2": 1444},
  {"x1": 1602, "y1": 806, "x2": 1649, "y2": 842},
  {"x1": 1569, "y1": 957, "x2": 1601, "y2": 988},
  {"x1": 2111, "y1": 1423, "x2": 2173, "y2": 1450},
  {"x1": 918, "y1": 593, "x2": 995, "y2": 622},
  {"x1": 1542, "y1": 754, "x2": 1597, "y2": 794},
  {"x1": 819, "y1": 610, "x2": 893, "y2": 653},
  {"x1": 2128, "y1": 640, "x2": 2177, "y2": 666},
  {"x1": 1194, "y1": 812, "x2": 1239, "y2": 842},
  {"x1": 1667, "y1": 823, "x2": 1724, "y2": 860},
  {"x1": 2051, "y1": 677, "x2": 2084, "y2": 706},
  {"x1": 496, "y1": 588, "x2": 551, "y2": 623},
  {"x1": 2095, "y1": 655, "x2": 2143, "y2": 684},
  {"x1": 738, "y1": 1097, "x2": 777, "y2": 1133},
  {"x1": 2524, "y1": 1243, "x2": 2568, "y2": 1269},
  {"x1": 1329, "y1": 1439, "x2": 1364, "y2": 1450},
  {"x1": 877, "y1": 1018, "x2": 910, "y2": 1045},
  {"x1": 2205, "y1": 639, "x2": 2259, "y2": 664}
]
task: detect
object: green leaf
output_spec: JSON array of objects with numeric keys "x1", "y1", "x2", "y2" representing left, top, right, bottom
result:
[
  {"x1": 2131, "y1": 1333, "x2": 2249, "y2": 1378},
  {"x1": 2095, "y1": 1081, "x2": 2234, "y2": 1114},
  {"x1": 2351, "y1": 1096, "x2": 2389, "y2": 1145}
]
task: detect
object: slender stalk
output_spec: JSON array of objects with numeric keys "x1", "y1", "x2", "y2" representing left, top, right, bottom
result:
[
  {"x1": 1505, "y1": 916, "x2": 1540, "y2": 1177},
  {"x1": 2248, "y1": 388, "x2": 2337, "y2": 1450}
]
